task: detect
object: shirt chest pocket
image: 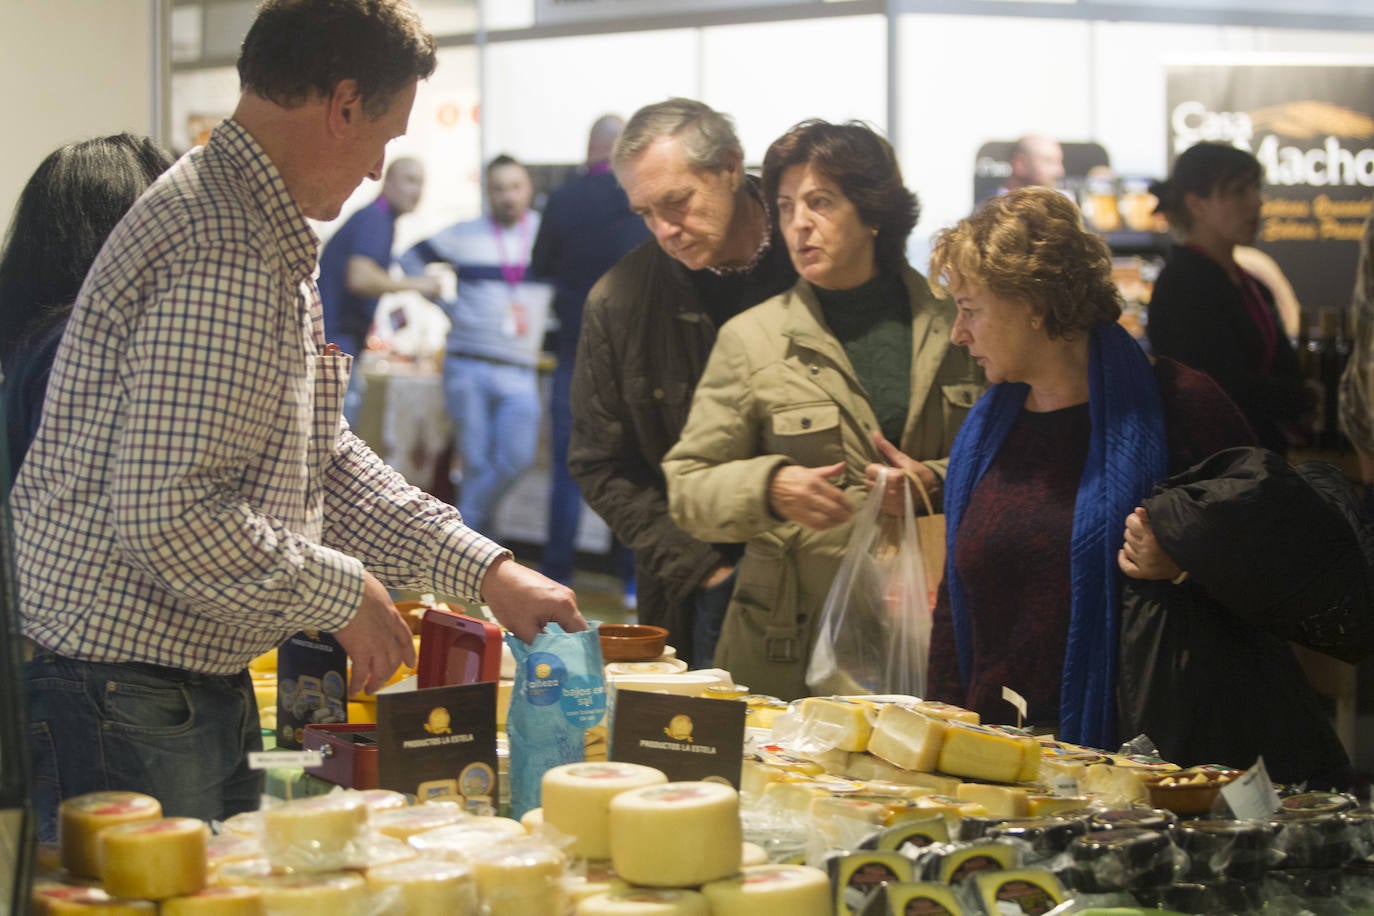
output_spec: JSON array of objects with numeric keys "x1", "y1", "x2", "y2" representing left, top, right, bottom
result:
[{"x1": 767, "y1": 401, "x2": 844, "y2": 468}]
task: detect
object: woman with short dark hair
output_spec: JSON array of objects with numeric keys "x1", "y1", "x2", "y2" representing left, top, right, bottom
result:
[
  {"x1": 0, "y1": 133, "x2": 174, "y2": 480},
  {"x1": 1147, "y1": 141, "x2": 1305, "y2": 453},
  {"x1": 663, "y1": 120, "x2": 984, "y2": 700}
]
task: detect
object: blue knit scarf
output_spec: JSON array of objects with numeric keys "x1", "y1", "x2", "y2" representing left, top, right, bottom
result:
[{"x1": 942, "y1": 322, "x2": 1167, "y2": 749}]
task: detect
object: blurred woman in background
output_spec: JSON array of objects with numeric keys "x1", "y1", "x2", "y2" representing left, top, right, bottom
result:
[
  {"x1": 0, "y1": 133, "x2": 174, "y2": 481},
  {"x1": 1147, "y1": 141, "x2": 1305, "y2": 453}
]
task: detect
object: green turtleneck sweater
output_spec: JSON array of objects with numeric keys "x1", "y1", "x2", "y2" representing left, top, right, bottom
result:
[{"x1": 813, "y1": 271, "x2": 912, "y2": 445}]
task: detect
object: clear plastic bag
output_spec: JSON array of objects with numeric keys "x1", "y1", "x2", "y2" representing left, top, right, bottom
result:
[{"x1": 806, "y1": 467, "x2": 933, "y2": 697}]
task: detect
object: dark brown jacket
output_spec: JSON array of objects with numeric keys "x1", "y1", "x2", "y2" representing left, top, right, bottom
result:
[{"x1": 568, "y1": 231, "x2": 795, "y2": 662}]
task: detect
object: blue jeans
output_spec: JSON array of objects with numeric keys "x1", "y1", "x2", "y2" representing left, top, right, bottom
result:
[
  {"x1": 443, "y1": 355, "x2": 540, "y2": 534},
  {"x1": 25, "y1": 653, "x2": 263, "y2": 843},
  {"x1": 692, "y1": 567, "x2": 737, "y2": 669},
  {"x1": 541, "y1": 359, "x2": 580, "y2": 584}
]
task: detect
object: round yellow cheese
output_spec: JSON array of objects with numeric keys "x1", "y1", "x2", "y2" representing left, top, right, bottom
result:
[
  {"x1": 542, "y1": 762, "x2": 668, "y2": 860},
  {"x1": 59, "y1": 792, "x2": 162, "y2": 878},
  {"x1": 205, "y1": 832, "x2": 262, "y2": 872},
  {"x1": 160, "y1": 887, "x2": 266, "y2": 916},
  {"x1": 608, "y1": 782, "x2": 741, "y2": 887},
  {"x1": 470, "y1": 839, "x2": 567, "y2": 916},
  {"x1": 32, "y1": 883, "x2": 157, "y2": 916},
  {"x1": 562, "y1": 862, "x2": 625, "y2": 903},
  {"x1": 741, "y1": 841, "x2": 769, "y2": 867},
  {"x1": 262, "y1": 794, "x2": 368, "y2": 870},
  {"x1": 701, "y1": 864, "x2": 831, "y2": 916},
  {"x1": 240, "y1": 872, "x2": 366, "y2": 916},
  {"x1": 603, "y1": 660, "x2": 688, "y2": 677},
  {"x1": 575, "y1": 887, "x2": 710, "y2": 915},
  {"x1": 365, "y1": 857, "x2": 477, "y2": 916},
  {"x1": 99, "y1": 817, "x2": 207, "y2": 900}
]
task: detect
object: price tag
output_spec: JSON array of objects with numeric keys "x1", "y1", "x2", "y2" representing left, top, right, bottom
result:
[
  {"x1": 1001, "y1": 686, "x2": 1028, "y2": 729},
  {"x1": 248, "y1": 750, "x2": 323, "y2": 770},
  {"x1": 1220, "y1": 757, "x2": 1281, "y2": 820}
]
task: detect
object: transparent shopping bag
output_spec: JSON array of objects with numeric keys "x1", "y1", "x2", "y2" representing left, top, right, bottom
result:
[{"x1": 805, "y1": 467, "x2": 934, "y2": 697}]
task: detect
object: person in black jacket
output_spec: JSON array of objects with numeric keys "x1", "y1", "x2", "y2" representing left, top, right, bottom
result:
[
  {"x1": 0, "y1": 134, "x2": 174, "y2": 483},
  {"x1": 1146, "y1": 142, "x2": 1307, "y2": 453}
]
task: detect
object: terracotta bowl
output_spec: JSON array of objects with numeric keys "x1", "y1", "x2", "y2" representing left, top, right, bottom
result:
[
  {"x1": 1145, "y1": 768, "x2": 1242, "y2": 816},
  {"x1": 598, "y1": 624, "x2": 669, "y2": 662}
]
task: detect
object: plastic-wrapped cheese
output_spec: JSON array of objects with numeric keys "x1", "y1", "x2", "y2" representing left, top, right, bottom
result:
[
  {"x1": 240, "y1": 873, "x2": 367, "y2": 916},
  {"x1": 927, "y1": 840, "x2": 1019, "y2": 884},
  {"x1": 365, "y1": 857, "x2": 477, "y2": 916},
  {"x1": 700, "y1": 865, "x2": 830, "y2": 916},
  {"x1": 867, "y1": 706, "x2": 947, "y2": 772},
  {"x1": 262, "y1": 794, "x2": 368, "y2": 871},
  {"x1": 798, "y1": 697, "x2": 876, "y2": 752},
  {"x1": 609, "y1": 782, "x2": 741, "y2": 887},
  {"x1": 563, "y1": 862, "x2": 626, "y2": 903},
  {"x1": 861, "y1": 881, "x2": 963, "y2": 915},
  {"x1": 911, "y1": 701, "x2": 980, "y2": 725},
  {"x1": 575, "y1": 888, "x2": 709, "y2": 915},
  {"x1": 32, "y1": 884, "x2": 157, "y2": 916},
  {"x1": 518, "y1": 807, "x2": 543, "y2": 832},
  {"x1": 59, "y1": 791, "x2": 163, "y2": 878},
  {"x1": 827, "y1": 852, "x2": 915, "y2": 913},
  {"x1": 955, "y1": 783, "x2": 1030, "y2": 819},
  {"x1": 541, "y1": 762, "x2": 668, "y2": 859},
  {"x1": 160, "y1": 887, "x2": 266, "y2": 916},
  {"x1": 357, "y1": 790, "x2": 410, "y2": 814},
  {"x1": 372, "y1": 804, "x2": 470, "y2": 841},
  {"x1": 98, "y1": 817, "x2": 207, "y2": 900},
  {"x1": 843, "y1": 754, "x2": 962, "y2": 794},
  {"x1": 470, "y1": 839, "x2": 567, "y2": 916},
  {"x1": 406, "y1": 817, "x2": 529, "y2": 860}
]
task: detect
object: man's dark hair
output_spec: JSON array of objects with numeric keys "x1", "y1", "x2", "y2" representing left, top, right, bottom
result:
[
  {"x1": 237, "y1": 0, "x2": 437, "y2": 119},
  {"x1": 486, "y1": 154, "x2": 521, "y2": 174},
  {"x1": 0, "y1": 134, "x2": 174, "y2": 361}
]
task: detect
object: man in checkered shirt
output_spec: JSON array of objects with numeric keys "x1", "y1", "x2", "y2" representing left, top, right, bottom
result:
[{"x1": 13, "y1": 0, "x2": 584, "y2": 840}]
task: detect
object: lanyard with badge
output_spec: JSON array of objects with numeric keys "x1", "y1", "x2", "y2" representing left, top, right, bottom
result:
[{"x1": 492, "y1": 214, "x2": 531, "y2": 338}]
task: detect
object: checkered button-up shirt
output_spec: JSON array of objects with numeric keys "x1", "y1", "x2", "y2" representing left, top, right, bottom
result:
[{"x1": 14, "y1": 119, "x2": 506, "y2": 674}]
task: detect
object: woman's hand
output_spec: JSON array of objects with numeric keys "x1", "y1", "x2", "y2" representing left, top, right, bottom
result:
[
  {"x1": 1117, "y1": 506, "x2": 1184, "y2": 581},
  {"x1": 864, "y1": 430, "x2": 938, "y2": 516},
  {"x1": 768, "y1": 461, "x2": 852, "y2": 530}
]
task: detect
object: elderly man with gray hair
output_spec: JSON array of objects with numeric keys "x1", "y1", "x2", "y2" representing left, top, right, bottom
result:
[{"x1": 568, "y1": 98, "x2": 796, "y2": 668}]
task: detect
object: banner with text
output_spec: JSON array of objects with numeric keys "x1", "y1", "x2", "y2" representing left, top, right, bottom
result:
[{"x1": 1166, "y1": 62, "x2": 1374, "y2": 313}]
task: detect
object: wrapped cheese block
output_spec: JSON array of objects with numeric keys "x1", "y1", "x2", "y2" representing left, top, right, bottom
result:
[
  {"x1": 365, "y1": 857, "x2": 478, "y2": 916},
  {"x1": 700, "y1": 865, "x2": 830, "y2": 916},
  {"x1": 541, "y1": 762, "x2": 667, "y2": 859},
  {"x1": 827, "y1": 851, "x2": 914, "y2": 914},
  {"x1": 575, "y1": 888, "x2": 709, "y2": 915},
  {"x1": 239, "y1": 873, "x2": 368, "y2": 916},
  {"x1": 911, "y1": 701, "x2": 979, "y2": 725},
  {"x1": 261, "y1": 794, "x2": 368, "y2": 872},
  {"x1": 937, "y1": 723, "x2": 1039, "y2": 784},
  {"x1": 842, "y1": 754, "x2": 962, "y2": 794},
  {"x1": 160, "y1": 887, "x2": 266, "y2": 916},
  {"x1": 98, "y1": 817, "x2": 208, "y2": 900},
  {"x1": 954, "y1": 783, "x2": 1029, "y2": 819},
  {"x1": 867, "y1": 706, "x2": 946, "y2": 772},
  {"x1": 797, "y1": 697, "x2": 877, "y2": 752},
  {"x1": 469, "y1": 839, "x2": 568, "y2": 916},
  {"x1": 59, "y1": 792, "x2": 162, "y2": 878},
  {"x1": 406, "y1": 817, "x2": 529, "y2": 860},
  {"x1": 970, "y1": 869, "x2": 1066, "y2": 913},
  {"x1": 858, "y1": 881, "x2": 963, "y2": 915},
  {"x1": 372, "y1": 805, "x2": 470, "y2": 842},
  {"x1": 609, "y1": 782, "x2": 741, "y2": 887}
]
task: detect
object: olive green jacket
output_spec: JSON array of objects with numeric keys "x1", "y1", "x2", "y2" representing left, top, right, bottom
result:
[{"x1": 663, "y1": 266, "x2": 985, "y2": 699}]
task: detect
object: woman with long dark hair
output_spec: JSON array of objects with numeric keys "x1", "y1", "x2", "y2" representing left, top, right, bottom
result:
[{"x1": 0, "y1": 133, "x2": 174, "y2": 479}]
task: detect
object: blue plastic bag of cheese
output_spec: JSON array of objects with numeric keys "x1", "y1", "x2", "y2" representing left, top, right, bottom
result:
[{"x1": 505, "y1": 622, "x2": 607, "y2": 819}]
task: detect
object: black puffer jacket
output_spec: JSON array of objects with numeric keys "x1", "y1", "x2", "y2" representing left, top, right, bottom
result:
[
  {"x1": 568, "y1": 221, "x2": 795, "y2": 663},
  {"x1": 1119, "y1": 447, "x2": 1367, "y2": 785}
]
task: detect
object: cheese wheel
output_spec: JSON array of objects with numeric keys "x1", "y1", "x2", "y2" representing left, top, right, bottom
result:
[
  {"x1": 867, "y1": 707, "x2": 947, "y2": 772},
  {"x1": 160, "y1": 887, "x2": 266, "y2": 916},
  {"x1": 241, "y1": 873, "x2": 367, "y2": 916},
  {"x1": 519, "y1": 807, "x2": 543, "y2": 832},
  {"x1": 206, "y1": 858, "x2": 271, "y2": 889},
  {"x1": 575, "y1": 888, "x2": 709, "y2": 915},
  {"x1": 541, "y1": 762, "x2": 668, "y2": 859},
  {"x1": 470, "y1": 839, "x2": 567, "y2": 916},
  {"x1": 609, "y1": 782, "x2": 741, "y2": 887},
  {"x1": 603, "y1": 659, "x2": 688, "y2": 676},
  {"x1": 562, "y1": 862, "x2": 626, "y2": 903},
  {"x1": 365, "y1": 857, "x2": 478, "y2": 916},
  {"x1": 262, "y1": 794, "x2": 368, "y2": 871},
  {"x1": 372, "y1": 805, "x2": 470, "y2": 841},
  {"x1": 32, "y1": 884, "x2": 157, "y2": 916},
  {"x1": 205, "y1": 833, "x2": 263, "y2": 871},
  {"x1": 700, "y1": 865, "x2": 830, "y2": 916},
  {"x1": 59, "y1": 792, "x2": 162, "y2": 878},
  {"x1": 98, "y1": 817, "x2": 207, "y2": 900}
]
